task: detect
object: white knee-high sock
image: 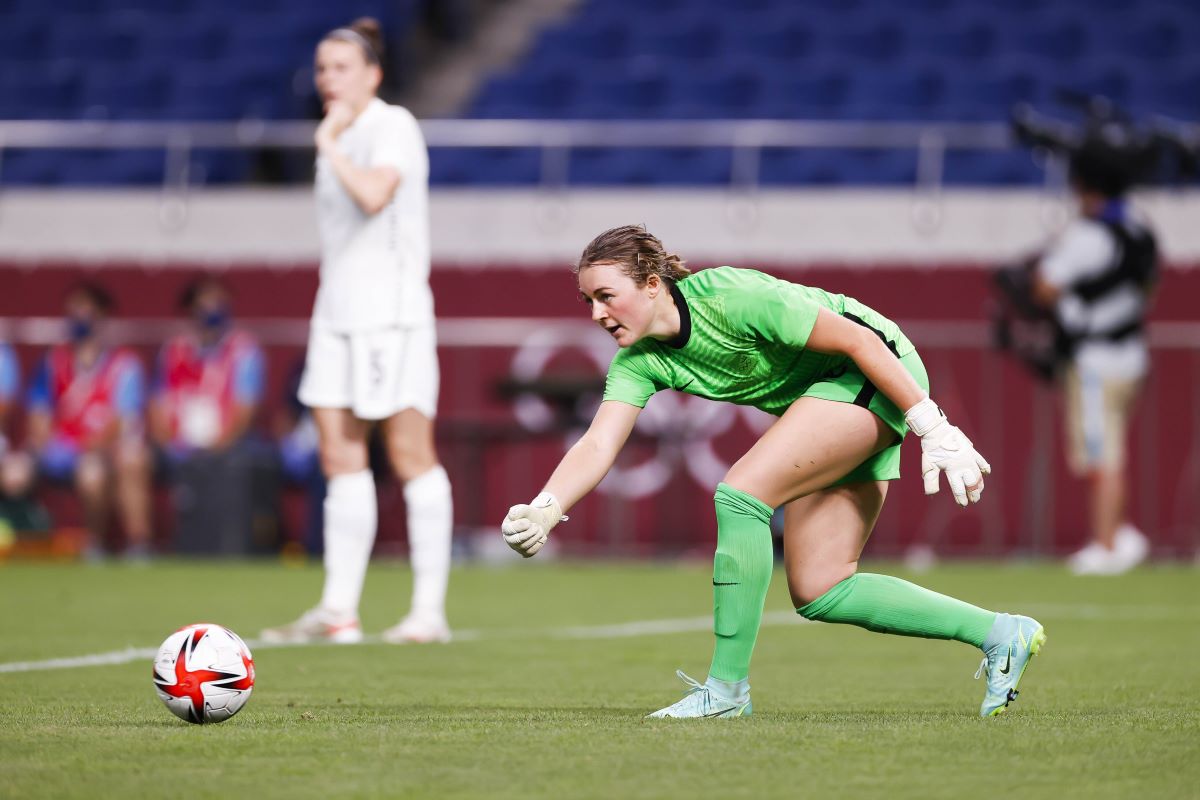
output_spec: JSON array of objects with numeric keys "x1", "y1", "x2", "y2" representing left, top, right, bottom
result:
[
  {"x1": 403, "y1": 465, "x2": 453, "y2": 620},
  {"x1": 319, "y1": 469, "x2": 377, "y2": 616}
]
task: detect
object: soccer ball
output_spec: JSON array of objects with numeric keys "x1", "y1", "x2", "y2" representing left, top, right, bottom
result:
[{"x1": 153, "y1": 623, "x2": 255, "y2": 724}]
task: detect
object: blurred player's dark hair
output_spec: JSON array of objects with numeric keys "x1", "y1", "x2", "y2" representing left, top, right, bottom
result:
[
  {"x1": 65, "y1": 283, "x2": 115, "y2": 314},
  {"x1": 1069, "y1": 140, "x2": 1140, "y2": 197},
  {"x1": 177, "y1": 275, "x2": 231, "y2": 312}
]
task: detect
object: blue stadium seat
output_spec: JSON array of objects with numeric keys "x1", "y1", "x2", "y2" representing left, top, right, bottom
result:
[
  {"x1": 137, "y1": 18, "x2": 228, "y2": 67},
  {"x1": 0, "y1": 18, "x2": 51, "y2": 62},
  {"x1": 759, "y1": 69, "x2": 853, "y2": 120},
  {"x1": 471, "y1": 70, "x2": 579, "y2": 119},
  {"x1": 429, "y1": 147, "x2": 543, "y2": 185},
  {"x1": 571, "y1": 68, "x2": 669, "y2": 119},
  {"x1": 846, "y1": 68, "x2": 948, "y2": 120},
  {"x1": 905, "y1": 19, "x2": 999, "y2": 67},
  {"x1": 721, "y1": 19, "x2": 815, "y2": 65},
  {"x1": 811, "y1": 17, "x2": 910, "y2": 65},
  {"x1": 759, "y1": 149, "x2": 918, "y2": 186},
  {"x1": 629, "y1": 19, "x2": 725, "y2": 65},
  {"x1": 1089, "y1": 13, "x2": 1187, "y2": 64},
  {"x1": 664, "y1": 67, "x2": 770, "y2": 119},
  {"x1": 225, "y1": 25, "x2": 311, "y2": 74},
  {"x1": 996, "y1": 15, "x2": 1092, "y2": 64},
  {"x1": 49, "y1": 17, "x2": 144, "y2": 65},
  {"x1": 0, "y1": 151, "x2": 64, "y2": 185},
  {"x1": 569, "y1": 147, "x2": 732, "y2": 185},
  {"x1": 68, "y1": 151, "x2": 168, "y2": 185},
  {"x1": 79, "y1": 69, "x2": 172, "y2": 120},
  {"x1": 943, "y1": 149, "x2": 1044, "y2": 185},
  {"x1": 528, "y1": 21, "x2": 633, "y2": 66},
  {"x1": 167, "y1": 73, "x2": 247, "y2": 120},
  {"x1": 189, "y1": 149, "x2": 253, "y2": 184},
  {"x1": 1130, "y1": 60, "x2": 1200, "y2": 119},
  {"x1": 0, "y1": 63, "x2": 81, "y2": 118},
  {"x1": 943, "y1": 59, "x2": 1050, "y2": 121}
]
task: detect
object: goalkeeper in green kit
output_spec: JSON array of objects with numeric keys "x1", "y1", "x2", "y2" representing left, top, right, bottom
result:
[{"x1": 501, "y1": 225, "x2": 1045, "y2": 718}]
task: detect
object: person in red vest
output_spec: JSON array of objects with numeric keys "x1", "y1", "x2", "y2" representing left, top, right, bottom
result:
[
  {"x1": 150, "y1": 276, "x2": 267, "y2": 554},
  {"x1": 150, "y1": 277, "x2": 264, "y2": 458},
  {"x1": 22, "y1": 284, "x2": 152, "y2": 558}
]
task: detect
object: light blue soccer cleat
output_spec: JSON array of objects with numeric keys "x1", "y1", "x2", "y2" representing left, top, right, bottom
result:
[
  {"x1": 645, "y1": 670, "x2": 752, "y2": 719},
  {"x1": 975, "y1": 613, "x2": 1047, "y2": 717}
]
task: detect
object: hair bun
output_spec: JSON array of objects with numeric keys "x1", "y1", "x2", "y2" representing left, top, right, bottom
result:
[
  {"x1": 350, "y1": 17, "x2": 381, "y2": 37},
  {"x1": 345, "y1": 17, "x2": 384, "y2": 63}
]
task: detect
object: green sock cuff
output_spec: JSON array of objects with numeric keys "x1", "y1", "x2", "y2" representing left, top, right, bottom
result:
[
  {"x1": 714, "y1": 482, "x2": 774, "y2": 524},
  {"x1": 796, "y1": 574, "x2": 858, "y2": 620}
]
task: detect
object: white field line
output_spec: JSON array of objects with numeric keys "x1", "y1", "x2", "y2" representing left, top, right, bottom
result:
[
  {"x1": 0, "y1": 604, "x2": 1194, "y2": 675},
  {"x1": 551, "y1": 610, "x2": 803, "y2": 640}
]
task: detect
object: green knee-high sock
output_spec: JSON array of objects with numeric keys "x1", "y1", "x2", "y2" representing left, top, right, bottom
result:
[
  {"x1": 796, "y1": 573, "x2": 996, "y2": 648},
  {"x1": 707, "y1": 483, "x2": 774, "y2": 683}
]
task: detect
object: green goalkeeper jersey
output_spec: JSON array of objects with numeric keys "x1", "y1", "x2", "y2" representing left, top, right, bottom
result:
[{"x1": 603, "y1": 266, "x2": 915, "y2": 417}]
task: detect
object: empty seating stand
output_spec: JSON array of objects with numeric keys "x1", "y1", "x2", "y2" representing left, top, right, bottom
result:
[
  {"x1": 1, "y1": 0, "x2": 1197, "y2": 186},
  {"x1": 463, "y1": 0, "x2": 1199, "y2": 185},
  {"x1": 0, "y1": 0, "x2": 407, "y2": 185}
]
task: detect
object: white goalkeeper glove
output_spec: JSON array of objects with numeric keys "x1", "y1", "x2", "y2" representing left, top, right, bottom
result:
[
  {"x1": 501, "y1": 492, "x2": 567, "y2": 558},
  {"x1": 904, "y1": 397, "x2": 992, "y2": 508}
]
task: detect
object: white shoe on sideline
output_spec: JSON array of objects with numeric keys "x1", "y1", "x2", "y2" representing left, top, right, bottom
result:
[
  {"x1": 381, "y1": 613, "x2": 451, "y2": 644},
  {"x1": 1115, "y1": 524, "x2": 1149, "y2": 568},
  {"x1": 1068, "y1": 526, "x2": 1149, "y2": 576},
  {"x1": 260, "y1": 607, "x2": 363, "y2": 644},
  {"x1": 903, "y1": 544, "x2": 939, "y2": 572},
  {"x1": 1067, "y1": 541, "x2": 1107, "y2": 575}
]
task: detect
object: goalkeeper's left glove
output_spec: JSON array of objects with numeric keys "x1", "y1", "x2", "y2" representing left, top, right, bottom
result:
[
  {"x1": 904, "y1": 397, "x2": 992, "y2": 508},
  {"x1": 501, "y1": 492, "x2": 566, "y2": 558}
]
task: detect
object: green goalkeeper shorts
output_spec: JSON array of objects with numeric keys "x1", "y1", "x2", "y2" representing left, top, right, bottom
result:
[{"x1": 800, "y1": 349, "x2": 930, "y2": 487}]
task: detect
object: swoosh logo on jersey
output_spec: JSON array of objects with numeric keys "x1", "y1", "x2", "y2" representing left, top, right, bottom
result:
[{"x1": 677, "y1": 378, "x2": 695, "y2": 391}]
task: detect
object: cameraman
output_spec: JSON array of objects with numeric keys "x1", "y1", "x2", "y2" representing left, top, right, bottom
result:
[{"x1": 1033, "y1": 141, "x2": 1157, "y2": 575}]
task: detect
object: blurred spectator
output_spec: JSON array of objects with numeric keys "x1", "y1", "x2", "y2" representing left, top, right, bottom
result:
[
  {"x1": 0, "y1": 340, "x2": 17, "y2": 456},
  {"x1": 1, "y1": 341, "x2": 52, "y2": 537},
  {"x1": 149, "y1": 276, "x2": 272, "y2": 555},
  {"x1": 1034, "y1": 142, "x2": 1157, "y2": 575},
  {"x1": 276, "y1": 356, "x2": 326, "y2": 555},
  {"x1": 13, "y1": 285, "x2": 152, "y2": 559}
]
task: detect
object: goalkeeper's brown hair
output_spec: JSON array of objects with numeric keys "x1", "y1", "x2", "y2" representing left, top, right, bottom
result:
[{"x1": 575, "y1": 225, "x2": 690, "y2": 286}]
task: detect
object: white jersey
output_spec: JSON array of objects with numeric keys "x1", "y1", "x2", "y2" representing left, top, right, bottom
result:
[
  {"x1": 312, "y1": 98, "x2": 433, "y2": 332},
  {"x1": 1040, "y1": 216, "x2": 1149, "y2": 381}
]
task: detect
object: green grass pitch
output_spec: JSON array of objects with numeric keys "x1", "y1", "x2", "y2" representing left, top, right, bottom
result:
[{"x1": 1, "y1": 560, "x2": 1198, "y2": 799}]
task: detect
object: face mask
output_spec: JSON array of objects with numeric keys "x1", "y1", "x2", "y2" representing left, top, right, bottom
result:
[
  {"x1": 67, "y1": 317, "x2": 94, "y2": 342},
  {"x1": 200, "y1": 306, "x2": 230, "y2": 331}
]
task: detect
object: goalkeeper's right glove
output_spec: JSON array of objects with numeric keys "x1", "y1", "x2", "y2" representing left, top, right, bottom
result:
[
  {"x1": 904, "y1": 397, "x2": 992, "y2": 508},
  {"x1": 501, "y1": 492, "x2": 566, "y2": 558}
]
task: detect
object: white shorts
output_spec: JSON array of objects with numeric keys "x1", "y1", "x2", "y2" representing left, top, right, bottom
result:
[{"x1": 298, "y1": 325, "x2": 439, "y2": 421}]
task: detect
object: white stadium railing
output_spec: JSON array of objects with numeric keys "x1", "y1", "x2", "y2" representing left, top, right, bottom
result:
[{"x1": 0, "y1": 118, "x2": 1025, "y2": 190}]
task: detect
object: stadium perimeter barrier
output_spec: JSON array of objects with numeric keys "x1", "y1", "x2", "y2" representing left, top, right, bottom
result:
[{"x1": 0, "y1": 119, "x2": 1197, "y2": 561}]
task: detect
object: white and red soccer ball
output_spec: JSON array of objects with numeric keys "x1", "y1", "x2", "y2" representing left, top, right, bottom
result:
[{"x1": 153, "y1": 623, "x2": 254, "y2": 724}]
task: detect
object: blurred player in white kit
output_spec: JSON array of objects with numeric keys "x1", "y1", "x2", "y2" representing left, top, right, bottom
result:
[{"x1": 263, "y1": 17, "x2": 453, "y2": 644}]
